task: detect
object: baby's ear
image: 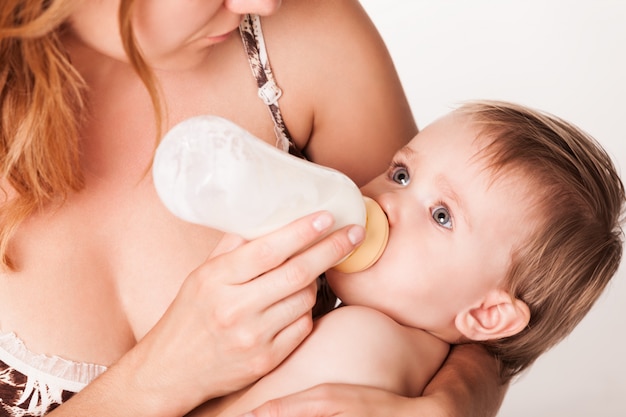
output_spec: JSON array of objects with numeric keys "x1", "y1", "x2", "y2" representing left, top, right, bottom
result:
[{"x1": 455, "y1": 289, "x2": 530, "y2": 341}]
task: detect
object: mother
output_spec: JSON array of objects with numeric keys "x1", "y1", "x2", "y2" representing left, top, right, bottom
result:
[{"x1": 0, "y1": 1, "x2": 503, "y2": 416}]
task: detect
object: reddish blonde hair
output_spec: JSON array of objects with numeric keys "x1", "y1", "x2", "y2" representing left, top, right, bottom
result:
[
  {"x1": 0, "y1": 0, "x2": 160, "y2": 269},
  {"x1": 459, "y1": 101, "x2": 625, "y2": 382}
]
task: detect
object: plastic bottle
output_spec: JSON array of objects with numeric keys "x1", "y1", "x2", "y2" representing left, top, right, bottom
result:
[{"x1": 152, "y1": 115, "x2": 389, "y2": 273}]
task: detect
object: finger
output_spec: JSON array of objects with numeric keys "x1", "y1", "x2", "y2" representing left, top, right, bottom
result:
[
  {"x1": 236, "y1": 385, "x2": 335, "y2": 417},
  {"x1": 248, "y1": 227, "x2": 364, "y2": 359},
  {"x1": 237, "y1": 384, "x2": 396, "y2": 417},
  {"x1": 252, "y1": 224, "x2": 364, "y2": 309},
  {"x1": 209, "y1": 232, "x2": 247, "y2": 258},
  {"x1": 262, "y1": 310, "x2": 315, "y2": 374},
  {"x1": 211, "y1": 211, "x2": 337, "y2": 285}
]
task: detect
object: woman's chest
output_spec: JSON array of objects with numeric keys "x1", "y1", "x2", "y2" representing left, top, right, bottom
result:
[{"x1": 0, "y1": 179, "x2": 222, "y2": 366}]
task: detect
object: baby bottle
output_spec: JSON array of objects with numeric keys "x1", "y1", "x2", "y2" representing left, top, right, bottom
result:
[{"x1": 152, "y1": 115, "x2": 389, "y2": 273}]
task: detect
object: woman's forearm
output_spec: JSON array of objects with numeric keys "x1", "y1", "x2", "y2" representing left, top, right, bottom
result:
[
  {"x1": 46, "y1": 348, "x2": 179, "y2": 417},
  {"x1": 421, "y1": 343, "x2": 508, "y2": 417}
]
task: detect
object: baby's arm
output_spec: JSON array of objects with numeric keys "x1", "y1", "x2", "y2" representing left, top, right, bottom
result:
[{"x1": 201, "y1": 305, "x2": 449, "y2": 417}]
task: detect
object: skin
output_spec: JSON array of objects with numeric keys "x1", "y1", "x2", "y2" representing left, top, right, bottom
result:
[
  {"x1": 190, "y1": 111, "x2": 532, "y2": 417},
  {"x1": 329, "y1": 112, "x2": 532, "y2": 343},
  {"x1": 0, "y1": 1, "x2": 505, "y2": 416}
]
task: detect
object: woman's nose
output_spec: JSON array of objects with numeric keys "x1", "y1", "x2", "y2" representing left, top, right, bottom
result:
[{"x1": 224, "y1": 0, "x2": 282, "y2": 16}]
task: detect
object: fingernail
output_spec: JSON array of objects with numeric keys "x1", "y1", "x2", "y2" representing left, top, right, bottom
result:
[
  {"x1": 347, "y1": 225, "x2": 365, "y2": 245},
  {"x1": 312, "y1": 212, "x2": 333, "y2": 232}
]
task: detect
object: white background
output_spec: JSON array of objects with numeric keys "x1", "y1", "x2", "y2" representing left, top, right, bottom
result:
[{"x1": 358, "y1": 1, "x2": 626, "y2": 416}]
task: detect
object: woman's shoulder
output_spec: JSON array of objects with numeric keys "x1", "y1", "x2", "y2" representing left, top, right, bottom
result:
[
  {"x1": 264, "y1": 0, "x2": 391, "y2": 69},
  {"x1": 259, "y1": 0, "x2": 416, "y2": 184},
  {"x1": 273, "y1": 0, "x2": 371, "y2": 25}
]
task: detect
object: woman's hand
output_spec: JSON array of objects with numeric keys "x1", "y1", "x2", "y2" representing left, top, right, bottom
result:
[
  {"x1": 51, "y1": 212, "x2": 364, "y2": 417},
  {"x1": 236, "y1": 344, "x2": 507, "y2": 417},
  {"x1": 138, "y1": 211, "x2": 364, "y2": 413},
  {"x1": 234, "y1": 384, "x2": 417, "y2": 417},
  {"x1": 235, "y1": 383, "x2": 483, "y2": 417}
]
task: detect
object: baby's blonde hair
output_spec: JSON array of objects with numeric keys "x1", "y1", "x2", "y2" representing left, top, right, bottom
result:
[
  {"x1": 0, "y1": 0, "x2": 160, "y2": 269},
  {"x1": 459, "y1": 101, "x2": 625, "y2": 382}
]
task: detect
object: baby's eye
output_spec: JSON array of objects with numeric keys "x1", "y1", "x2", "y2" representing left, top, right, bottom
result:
[
  {"x1": 432, "y1": 206, "x2": 453, "y2": 229},
  {"x1": 391, "y1": 165, "x2": 410, "y2": 185}
]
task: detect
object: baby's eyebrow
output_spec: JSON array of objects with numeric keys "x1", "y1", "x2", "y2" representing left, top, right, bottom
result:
[{"x1": 396, "y1": 145, "x2": 418, "y2": 163}]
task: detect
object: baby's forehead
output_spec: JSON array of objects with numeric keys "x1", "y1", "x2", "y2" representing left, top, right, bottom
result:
[
  {"x1": 408, "y1": 115, "x2": 538, "y2": 191},
  {"x1": 404, "y1": 114, "x2": 492, "y2": 160}
]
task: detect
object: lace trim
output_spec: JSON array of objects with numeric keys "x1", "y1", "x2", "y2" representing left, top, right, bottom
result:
[{"x1": 0, "y1": 331, "x2": 107, "y2": 393}]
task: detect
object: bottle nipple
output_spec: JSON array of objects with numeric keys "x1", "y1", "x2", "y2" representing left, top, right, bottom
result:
[{"x1": 332, "y1": 196, "x2": 389, "y2": 273}]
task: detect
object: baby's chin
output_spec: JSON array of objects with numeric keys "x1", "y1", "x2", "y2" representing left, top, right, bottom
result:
[
  {"x1": 324, "y1": 266, "x2": 372, "y2": 306},
  {"x1": 325, "y1": 265, "x2": 356, "y2": 287}
]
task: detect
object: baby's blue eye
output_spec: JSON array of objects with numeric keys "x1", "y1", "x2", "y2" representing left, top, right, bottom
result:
[
  {"x1": 432, "y1": 206, "x2": 452, "y2": 229},
  {"x1": 391, "y1": 166, "x2": 410, "y2": 185}
]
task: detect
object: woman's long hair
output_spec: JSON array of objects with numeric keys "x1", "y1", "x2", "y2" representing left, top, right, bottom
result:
[{"x1": 0, "y1": 0, "x2": 161, "y2": 269}]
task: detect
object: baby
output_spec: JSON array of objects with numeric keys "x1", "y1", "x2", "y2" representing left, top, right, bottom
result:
[{"x1": 190, "y1": 100, "x2": 625, "y2": 417}]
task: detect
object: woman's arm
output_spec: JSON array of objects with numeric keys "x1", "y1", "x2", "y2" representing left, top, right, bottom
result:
[
  {"x1": 193, "y1": 306, "x2": 448, "y2": 417},
  {"x1": 47, "y1": 213, "x2": 365, "y2": 417},
  {"x1": 240, "y1": 344, "x2": 506, "y2": 417},
  {"x1": 419, "y1": 344, "x2": 508, "y2": 417},
  {"x1": 264, "y1": 0, "x2": 418, "y2": 186}
]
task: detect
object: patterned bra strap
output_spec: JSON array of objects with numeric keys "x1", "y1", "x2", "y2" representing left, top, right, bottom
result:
[
  {"x1": 239, "y1": 14, "x2": 305, "y2": 159},
  {"x1": 238, "y1": 15, "x2": 335, "y2": 316}
]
